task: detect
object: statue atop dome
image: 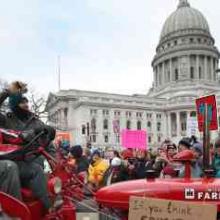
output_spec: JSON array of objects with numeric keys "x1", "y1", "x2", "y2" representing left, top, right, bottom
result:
[{"x1": 178, "y1": 0, "x2": 190, "y2": 8}]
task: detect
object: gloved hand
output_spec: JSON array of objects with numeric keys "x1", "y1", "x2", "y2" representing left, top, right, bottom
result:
[
  {"x1": 8, "y1": 81, "x2": 27, "y2": 94},
  {"x1": 19, "y1": 129, "x2": 36, "y2": 143}
]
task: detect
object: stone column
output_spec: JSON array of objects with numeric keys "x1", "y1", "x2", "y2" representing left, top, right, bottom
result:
[
  {"x1": 153, "y1": 67, "x2": 156, "y2": 87},
  {"x1": 176, "y1": 111, "x2": 181, "y2": 137},
  {"x1": 167, "y1": 112, "x2": 171, "y2": 138},
  {"x1": 204, "y1": 56, "x2": 208, "y2": 80},
  {"x1": 152, "y1": 112, "x2": 157, "y2": 144},
  {"x1": 186, "y1": 111, "x2": 191, "y2": 136},
  {"x1": 96, "y1": 109, "x2": 103, "y2": 146},
  {"x1": 162, "y1": 62, "x2": 165, "y2": 85},
  {"x1": 210, "y1": 57, "x2": 214, "y2": 81},
  {"x1": 169, "y1": 59, "x2": 172, "y2": 82},
  {"x1": 196, "y1": 55, "x2": 200, "y2": 79},
  {"x1": 215, "y1": 59, "x2": 219, "y2": 81},
  {"x1": 156, "y1": 66, "x2": 159, "y2": 87},
  {"x1": 158, "y1": 66, "x2": 161, "y2": 86},
  {"x1": 188, "y1": 55, "x2": 191, "y2": 79},
  {"x1": 109, "y1": 110, "x2": 114, "y2": 146},
  {"x1": 67, "y1": 102, "x2": 73, "y2": 129}
]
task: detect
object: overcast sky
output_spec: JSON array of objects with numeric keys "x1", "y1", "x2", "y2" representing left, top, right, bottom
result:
[{"x1": 0, "y1": 0, "x2": 219, "y2": 95}]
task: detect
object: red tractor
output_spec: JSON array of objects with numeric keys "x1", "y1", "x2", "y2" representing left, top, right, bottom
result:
[
  {"x1": 0, "y1": 128, "x2": 85, "y2": 220},
  {"x1": 96, "y1": 106, "x2": 220, "y2": 220}
]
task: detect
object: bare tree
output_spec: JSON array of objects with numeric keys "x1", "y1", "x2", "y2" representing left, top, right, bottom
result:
[
  {"x1": 0, "y1": 79, "x2": 47, "y2": 120},
  {"x1": 28, "y1": 89, "x2": 48, "y2": 120},
  {"x1": 0, "y1": 78, "x2": 8, "y2": 90},
  {"x1": 0, "y1": 78, "x2": 8, "y2": 113}
]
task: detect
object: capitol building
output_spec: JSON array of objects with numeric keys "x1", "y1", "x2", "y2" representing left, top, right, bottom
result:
[{"x1": 46, "y1": 0, "x2": 220, "y2": 148}]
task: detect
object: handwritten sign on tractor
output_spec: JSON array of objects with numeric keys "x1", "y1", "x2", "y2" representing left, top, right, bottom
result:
[
  {"x1": 196, "y1": 95, "x2": 218, "y2": 132},
  {"x1": 129, "y1": 196, "x2": 217, "y2": 220},
  {"x1": 121, "y1": 129, "x2": 147, "y2": 150}
]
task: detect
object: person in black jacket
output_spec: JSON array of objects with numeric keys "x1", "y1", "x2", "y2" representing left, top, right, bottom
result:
[
  {"x1": 0, "y1": 81, "x2": 54, "y2": 210},
  {"x1": 69, "y1": 145, "x2": 89, "y2": 174},
  {"x1": 0, "y1": 160, "x2": 21, "y2": 200},
  {"x1": 135, "y1": 150, "x2": 154, "y2": 179}
]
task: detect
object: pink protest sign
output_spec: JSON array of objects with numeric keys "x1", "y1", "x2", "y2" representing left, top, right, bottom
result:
[{"x1": 121, "y1": 129, "x2": 147, "y2": 149}]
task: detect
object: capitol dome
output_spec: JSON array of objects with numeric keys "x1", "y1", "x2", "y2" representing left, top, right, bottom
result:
[
  {"x1": 160, "y1": 0, "x2": 210, "y2": 41},
  {"x1": 151, "y1": 0, "x2": 220, "y2": 96}
]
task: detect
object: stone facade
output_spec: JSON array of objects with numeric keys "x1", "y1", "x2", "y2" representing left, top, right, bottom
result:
[{"x1": 46, "y1": 0, "x2": 220, "y2": 148}]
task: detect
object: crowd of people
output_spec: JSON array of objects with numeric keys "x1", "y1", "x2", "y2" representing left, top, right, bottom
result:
[
  {"x1": 59, "y1": 135, "x2": 220, "y2": 192},
  {"x1": 2, "y1": 81, "x2": 220, "y2": 212}
]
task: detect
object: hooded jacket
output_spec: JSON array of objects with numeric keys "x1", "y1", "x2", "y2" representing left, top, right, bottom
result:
[
  {"x1": 0, "y1": 90, "x2": 56, "y2": 159},
  {"x1": 88, "y1": 158, "x2": 109, "y2": 185}
]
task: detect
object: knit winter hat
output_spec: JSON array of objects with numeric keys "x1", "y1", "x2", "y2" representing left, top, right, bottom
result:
[
  {"x1": 92, "y1": 150, "x2": 101, "y2": 158},
  {"x1": 178, "y1": 138, "x2": 191, "y2": 149},
  {"x1": 9, "y1": 93, "x2": 28, "y2": 111},
  {"x1": 111, "y1": 157, "x2": 122, "y2": 167},
  {"x1": 70, "y1": 145, "x2": 83, "y2": 158},
  {"x1": 192, "y1": 142, "x2": 203, "y2": 154}
]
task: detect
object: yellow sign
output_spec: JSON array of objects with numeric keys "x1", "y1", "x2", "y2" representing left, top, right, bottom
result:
[{"x1": 129, "y1": 196, "x2": 217, "y2": 220}]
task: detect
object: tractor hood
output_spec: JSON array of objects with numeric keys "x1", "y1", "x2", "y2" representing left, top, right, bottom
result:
[
  {"x1": 96, "y1": 179, "x2": 170, "y2": 210},
  {"x1": 96, "y1": 178, "x2": 220, "y2": 211}
]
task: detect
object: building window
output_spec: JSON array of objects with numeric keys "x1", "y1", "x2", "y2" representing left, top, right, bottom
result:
[
  {"x1": 126, "y1": 120, "x2": 131, "y2": 130},
  {"x1": 167, "y1": 71, "x2": 170, "y2": 81},
  {"x1": 197, "y1": 38, "x2": 201, "y2": 43},
  {"x1": 126, "y1": 111, "x2": 132, "y2": 117},
  {"x1": 147, "y1": 113, "x2": 152, "y2": 118},
  {"x1": 116, "y1": 134, "x2": 120, "y2": 144},
  {"x1": 137, "y1": 121, "x2": 142, "y2": 130},
  {"x1": 199, "y1": 66, "x2": 202, "y2": 79},
  {"x1": 174, "y1": 40, "x2": 177, "y2": 45},
  {"x1": 104, "y1": 135, "x2": 109, "y2": 143},
  {"x1": 190, "y1": 67, "x2": 194, "y2": 79},
  {"x1": 181, "y1": 122, "x2": 187, "y2": 131},
  {"x1": 90, "y1": 109, "x2": 97, "y2": 115},
  {"x1": 148, "y1": 136, "x2": 152, "y2": 144},
  {"x1": 114, "y1": 111, "x2": 120, "y2": 116},
  {"x1": 190, "y1": 38, "x2": 194, "y2": 43},
  {"x1": 190, "y1": 111, "x2": 196, "y2": 117},
  {"x1": 92, "y1": 135, "x2": 96, "y2": 143},
  {"x1": 91, "y1": 118, "x2": 96, "y2": 132},
  {"x1": 82, "y1": 125, "x2": 86, "y2": 135},
  {"x1": 64, "y1": 108, "x2": 68, "y2": 118},
  {"x1": 103, "y1": 110, "x2": 109, "y2": 116},
  {"x1": 136, "y1": 112, "x2": 142, "y2": 118},
  {"x1": 113, "y1": 119, "x2": 120, "y2": 133},
  {"x1": 157, "y1": 122, "x2": 161, "y2": 132},
  {"x1": 156, "y1": 114, "x2": 162, "y2": 119},
  {"x1": 158, "y1": 136, "x2": 161, "y2": 143},
  {"x1": 103, "y1": 119, "x2": 108, "y2": 130},
  {"x1": 175, "y1": 69, "x2": 179, "y2": 80},
  {"x1": 147, "y1": 121, "x2": 152, "y2": 129}
]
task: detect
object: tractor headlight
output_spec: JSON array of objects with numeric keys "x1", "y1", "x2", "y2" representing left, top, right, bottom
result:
[{"x1": 48, "y1": 177, "x2": 62, "y2": 194}]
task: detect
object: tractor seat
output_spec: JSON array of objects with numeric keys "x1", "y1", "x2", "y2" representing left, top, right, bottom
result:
[{"x1": 21, "y1": 188, "x2": 36, "y2": 202}]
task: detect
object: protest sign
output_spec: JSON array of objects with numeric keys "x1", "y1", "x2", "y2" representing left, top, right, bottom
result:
[
  {"x1": 129, "y1": 196, "x2": 217, "y2": 220},
  {"x1": 196, "y1": 95, "x2": 218, "y2": 132},
  {"x1": 186, "y1": 117, "x2": 198, "y2": 137},
  {"x1": 121, "y1": 129, "x2": 147, "y2": 150}
]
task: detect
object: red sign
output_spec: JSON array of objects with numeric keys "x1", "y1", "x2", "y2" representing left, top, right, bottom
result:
[{"x1": 196, "y1": 95, "x2": 218, "y2": 132}]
